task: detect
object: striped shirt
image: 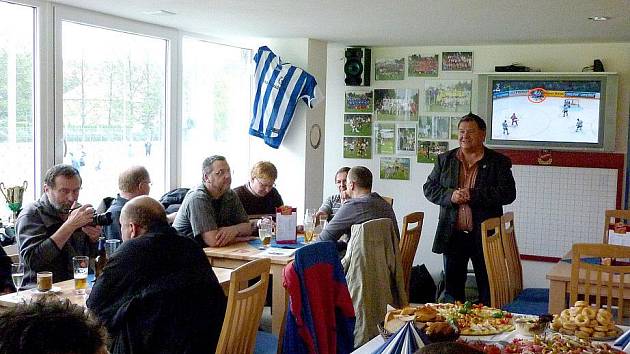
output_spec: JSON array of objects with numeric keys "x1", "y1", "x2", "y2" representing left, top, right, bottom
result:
[{"x1": 250, "y1": 46, "x2": 318, "y2": 149}]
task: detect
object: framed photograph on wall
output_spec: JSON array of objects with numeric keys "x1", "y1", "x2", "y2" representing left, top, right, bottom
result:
[
  {"x1": 374, "y1": 123, "x2": 396, "y2": 155},
  {"x1": 375, "y1": 58, "x2": 405, "y2": 80},
  {"x1": 417, "y1": 141, "x2": 449, "y2": 163},
  {"x1": 380, "y1": 157, "x2": 411, "y2": 180},
  {"x1": 374, "y1": 88, "x2": 419, "y2": 121},
  {"x1": 408, "y1": 54, "x2": 439, "y2": 77},
  {"x1": 344, "y1": 114, "x2": 372, "y2": 136},
  {"x1": 345, "y1": 90, "x2": 373, "y2": 113},
  {"x1": 450, "y1": 117, "x2": 460, "y2": 139},
  {"x1": 396, "y1": 124, "x2": 417, "y2": 155},
  {"x1": 433, "y1": 116, "x2": 450, "y2": 139},
  {"x1": 441, "y1": 51, "x2": 473, "y2": 72},
  {"x1": 343, "y1": 137, "x2": 372, "y2": 159},
  {"x1": 423, "y1": 80, "x2": 472, "y2": 113}
]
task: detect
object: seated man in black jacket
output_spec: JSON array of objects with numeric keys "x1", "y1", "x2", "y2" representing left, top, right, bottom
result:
[{"x1": 87, "y1": 196, "x2": 226, "y2": 354}]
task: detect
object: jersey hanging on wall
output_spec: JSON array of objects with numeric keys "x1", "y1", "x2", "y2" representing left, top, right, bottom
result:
[{"x1": 250, "y1": 46, "x2": 319, "y2": 149}]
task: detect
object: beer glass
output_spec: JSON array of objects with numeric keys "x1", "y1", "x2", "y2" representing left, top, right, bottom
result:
[
  {"x1": 105, "y1": 239, "x2": 121, "y2": 258},
  {"x1": 11, "y1": 263, "x2": 24, "y2": 298},
  {"x1": 36, "y1": 271, "x2": 53, "y2": 292},
  {"x1": 258, "y1": 217, "x2": 273, "y2": 249},
  {"x1": 303, "y1": 218, "x2": 315, "y2": 243},
  {"x1": 72, "y1": 256, "x2": 89, "y2": 295}
]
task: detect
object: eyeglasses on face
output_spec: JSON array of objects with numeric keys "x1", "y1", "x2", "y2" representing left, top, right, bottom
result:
[{"x1": 255, "y1": 177, "x2": 275, "y2": 189}]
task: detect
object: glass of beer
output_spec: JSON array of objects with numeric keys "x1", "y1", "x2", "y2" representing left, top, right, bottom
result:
[
  {"x1": 72, "y1": 256, "x2": 89, "y2": 295},
  {"x1": 36, "y1": 271, "x2": 53, "y2": 292},
  {"x1": 303, "y1": 219, "x2": 315, "y2": 243},
  {"x1": 258, "y1": 217, "x2": 273, "y2": 249}
]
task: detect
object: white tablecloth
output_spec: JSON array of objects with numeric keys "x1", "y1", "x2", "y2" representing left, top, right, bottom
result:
[{"x1": 352, "y1": 326, "x2": 630, "y2": 354}]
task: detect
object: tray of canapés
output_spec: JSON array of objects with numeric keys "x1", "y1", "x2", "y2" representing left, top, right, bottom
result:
[
  {"x1": 381, "y1": 301, "x2": 515, "y2": 340},
  {"x1": 550, "y1": 301, "x2": 623, "y2": 341}
]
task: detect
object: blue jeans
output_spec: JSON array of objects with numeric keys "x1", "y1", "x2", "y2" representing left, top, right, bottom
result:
[{"x1": 442, "y1": 230, "x2": 490, "y2": 305}]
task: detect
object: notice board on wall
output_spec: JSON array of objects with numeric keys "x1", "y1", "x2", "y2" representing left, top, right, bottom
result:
[{"x1": 498, "y1": 150, "x2": 624, "y2": 262}]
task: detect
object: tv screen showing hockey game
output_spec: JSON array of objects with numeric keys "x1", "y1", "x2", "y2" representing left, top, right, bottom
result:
[{"x1": 490, "y1": 79, "x2": 602, "y2": 145}]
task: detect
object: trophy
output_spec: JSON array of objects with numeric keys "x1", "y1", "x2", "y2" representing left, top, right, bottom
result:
[{"x1": 0, "y1": 181, "x2": 28, "y2": 224}]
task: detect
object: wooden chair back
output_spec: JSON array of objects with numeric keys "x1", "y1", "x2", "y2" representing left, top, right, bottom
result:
[
  {"x1": 382, "y1": 196, "x2": 394, "y2": 207},
  {"x1": 500, "y1": 212, "x2": 523, "y2": 301},
  {"x1": 570, "y1": 243, "x2": 630, "y2": 323},
  {"x1": 216, "y1": 258, "x2": 271, "y2": 354},
  {"x1": 400, "y1": 212, "x2": 424, "y2": 296},
  {"x1": 603, "y1": 210, "x2": 630, "y2": 244},
  {"x1": 481, "y1": 217, "x2": 511, "y2": 309}
]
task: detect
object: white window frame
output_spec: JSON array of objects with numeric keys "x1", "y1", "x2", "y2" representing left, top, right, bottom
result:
[{"x1": 51, "y1": 5, "x2": 179, "y2": 192}]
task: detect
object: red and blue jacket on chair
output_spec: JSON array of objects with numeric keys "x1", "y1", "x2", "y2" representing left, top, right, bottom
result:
[{"x1": 282, "y1": 241, "x2": 356, "y2": 354}]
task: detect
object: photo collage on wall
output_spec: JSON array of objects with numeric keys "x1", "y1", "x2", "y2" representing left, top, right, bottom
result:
[{"x1": 343, "y1": 51, "x2": 474, "y2": 180}]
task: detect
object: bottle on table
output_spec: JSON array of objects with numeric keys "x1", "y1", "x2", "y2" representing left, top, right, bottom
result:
[{"x1": 95, "y1": 237, "x2": 107, "y2": 278}]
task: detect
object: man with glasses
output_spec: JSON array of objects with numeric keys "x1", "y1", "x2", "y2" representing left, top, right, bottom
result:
[
  {"x1": 103, "y1": 165, "x2": 152, "y2": 241},
  {"x1": 16, "y1": 164, "x2": 100, "y2": 287},
  {"x1": 233, "y1": 161, "x2": 284, "y2": 216},
  {"x1": 173, "y1": 155, "x2": 251, "y2": 247}
]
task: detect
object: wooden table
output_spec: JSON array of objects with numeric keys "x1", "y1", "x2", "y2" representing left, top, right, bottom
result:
[
  {"x1": 204, "y1": 242, "x2": 296, "y2": 335},
  {"x1": 0, "y1": 267, "x2": 233, "y2": 308},
  {"x1": 546, "y1": 251, "x2": 630, "y2": 314}
]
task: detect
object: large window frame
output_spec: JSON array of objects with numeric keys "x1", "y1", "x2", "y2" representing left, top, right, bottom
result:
[
  {"x1": 52, "y1": 6, "x2": 179, "y2": 196},
  {"x1": 0, "y1": 1, "x2": 254, "y2": 203}
]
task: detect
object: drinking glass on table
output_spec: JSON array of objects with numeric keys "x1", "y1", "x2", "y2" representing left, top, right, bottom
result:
[
  {"x1": 258, "y1": 216, "x2": 273, "y2": 249},
  {"x1": 11, "y1": 263, "x2": 24, "y2": 299},
  {"x1": 72, "y1": 256, "x2": 89, "y2": 295},
  {"x1": 303, "y1": 218, "x2": 315, "y2": 243},
  {"x1": 105, "y1": 239, "x2": 121, "y2": 258}
]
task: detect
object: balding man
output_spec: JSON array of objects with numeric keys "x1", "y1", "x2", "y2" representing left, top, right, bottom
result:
[
  {"x1": 319, "y1": 166, "x2": 399, "y2": 242},
  {"x1": 102, "y1": 166, "x2": 151, "y2": 241},
  {"x1": 87, "y1": 196, "x2": 226, "y2": 354}
]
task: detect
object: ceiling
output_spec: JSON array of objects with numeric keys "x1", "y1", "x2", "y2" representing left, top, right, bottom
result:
[{"x1": 51, "y1": 0, "x2": 630, "y2": 47}]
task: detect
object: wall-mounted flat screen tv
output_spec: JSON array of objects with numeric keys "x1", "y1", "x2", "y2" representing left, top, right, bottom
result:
[{"x1": 477, "y1": 73, "x2": 618, "y2": 151}]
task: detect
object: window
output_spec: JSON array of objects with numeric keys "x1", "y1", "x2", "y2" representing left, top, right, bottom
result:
[
  {"x1": 60, "y1": 21, "x2": 167, "y2": 204},
  {"x1": 0, "y1": 1, "x2": 35, "y2": 222},
  {"x1": 181, "y1": 38, "x2": 251, "y2": 187}
]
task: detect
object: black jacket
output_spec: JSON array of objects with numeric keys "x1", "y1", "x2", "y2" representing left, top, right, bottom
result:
[
  {"x1": 423, "y1": 147, "x2": 516, "y2": 254},
  {"x1": 87, "y1": 223, "x2": 226, "y2": 354}
]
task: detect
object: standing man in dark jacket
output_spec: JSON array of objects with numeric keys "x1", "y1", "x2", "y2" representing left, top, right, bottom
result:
[
  {"x1": 87, "y1": 196, "x2": 226, "y2": 354},
  {"x1": 423, "y1": 113, "x2": 516, "y2": 305}
]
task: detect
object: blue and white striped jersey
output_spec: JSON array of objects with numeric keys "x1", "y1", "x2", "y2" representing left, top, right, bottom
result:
[{"x1": 250, "y1": 46, "x2": 318, "y2": 149}]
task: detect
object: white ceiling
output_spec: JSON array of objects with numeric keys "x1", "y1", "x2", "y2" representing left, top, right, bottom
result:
[{"x1": 52, "y1": 0, "x2": 630, "y2": 46}]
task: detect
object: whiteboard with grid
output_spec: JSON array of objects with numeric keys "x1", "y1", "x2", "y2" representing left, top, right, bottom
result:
[{"x1": 505, "y1": 165, "x2": 617, "y2": 259}]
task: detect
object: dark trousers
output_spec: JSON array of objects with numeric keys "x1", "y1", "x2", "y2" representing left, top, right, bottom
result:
[{"x1": 442, "y1": 230, "x2": 490, "y2": 305}]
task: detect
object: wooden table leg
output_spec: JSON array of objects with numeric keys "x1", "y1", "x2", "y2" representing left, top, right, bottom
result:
[
  {"x1": 548, "y1": 279, "x2": 566, "y2": 314},
  {"x1": 271, "y1": 264, "x2": 287, "y2": 335}
]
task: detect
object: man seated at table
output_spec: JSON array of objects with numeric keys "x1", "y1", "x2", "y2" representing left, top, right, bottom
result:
[
  {"x1": 234, "y1": 161, "x2": 284, "y2": 216},
  {"x1": 87, "y1": 196, "x2": 226, "y2": 354},
  {"x1": 0, "y1": 246, "x2": 14, "y2": 294},
  {"x1": 0, "y1": 298, "x2": 108, "y2": 354},
  {"x1": 102, "y1": 166, "x2": 152, "y2": 241},
  {"x1": 318, "y1": 166, "x2": 399, "y2": 242},
  {"x1": 16, "y1": 164, "x2": 100, "y2": 287},
  {"x1": 173, "y1": 155, "x2": 251, "y2": 247},
  {"x1": 316, "y1": 166, "x2": 350, "y2": 222}
]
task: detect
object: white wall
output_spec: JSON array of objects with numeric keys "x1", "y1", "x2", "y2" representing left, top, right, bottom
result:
[
  {"x1": 249, "y1": 39, "x2": 327, "y2": 221},
  {"x1": 324, "y1": 42, "x2": 630, "y2": 288}
]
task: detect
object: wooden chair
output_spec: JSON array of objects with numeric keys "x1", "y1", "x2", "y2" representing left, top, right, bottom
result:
[
  {"x1": 603, "y1": 209, "x2": 630, "y2": 244},
  {"x1": 500, "y1": 212, "x2": 523, "y2": 300},
  {"x1": 570, "y1": 243, "x2": 630, "y2": 323},
  {"x1": 382, "y1": 196, "x2": 394, "y2": 207},
  {"x1": 481, "y1": 217, "x2": 511, "y2": 309},
  {"x1": 216, "y1": 258, "x2": 271, "y2": 354},
  {"x1": 400, "y1": 212, "x2": 424, "y2": 296}
]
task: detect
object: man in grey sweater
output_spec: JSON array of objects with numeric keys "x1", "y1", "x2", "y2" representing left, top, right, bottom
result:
[{"x1": 318, "y1": 166, "x2": 398, "y2": 242}]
